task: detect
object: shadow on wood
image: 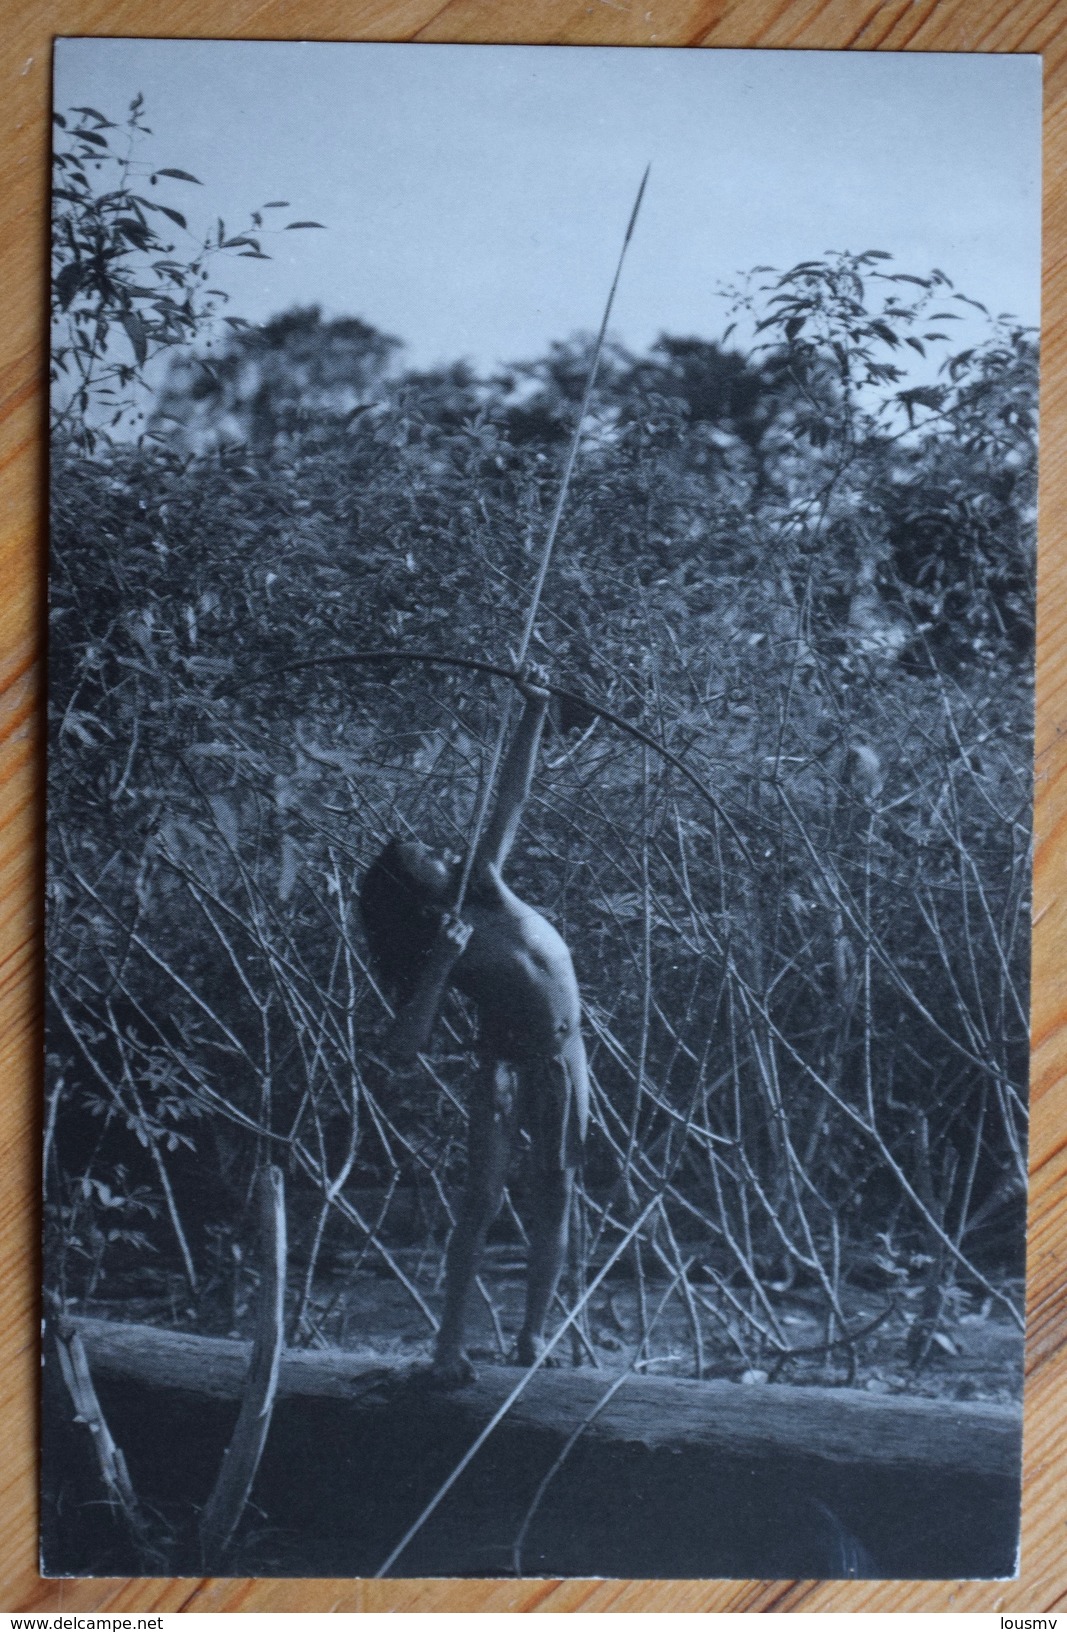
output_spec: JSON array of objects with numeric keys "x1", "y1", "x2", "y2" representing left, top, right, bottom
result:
[{"x1": 41, "y1": 1317, "x2": 1022, "y2": 1580}]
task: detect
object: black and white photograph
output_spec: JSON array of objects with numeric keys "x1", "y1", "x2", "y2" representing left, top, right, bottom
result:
[{"x1": 43, "y1": 39, "x2": 1040, "y2": 1581}]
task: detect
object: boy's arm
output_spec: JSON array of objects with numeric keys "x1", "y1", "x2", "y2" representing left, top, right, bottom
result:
[
  {"x1": 385, "y1": 915, "x2": 471, "y2": 1064},
  {"x1": 471, "y1": 671, "x2": 550, "y2": 880}
]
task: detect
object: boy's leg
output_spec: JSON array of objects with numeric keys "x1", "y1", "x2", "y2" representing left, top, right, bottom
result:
[
  {"x1": 516, "y1": 1157, "x2": 574, "y2": 1367},
  {"x1": 515, "y1": 1049, "x2": 584, "y2": 1367},
  {"x1": 432, "y1": 1059, "x2": 516, "y2": 1383}
]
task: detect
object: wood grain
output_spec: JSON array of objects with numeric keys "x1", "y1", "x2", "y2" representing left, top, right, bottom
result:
[
  {"x1": 70, "y1": 1318, "x2": 1024, "y2": 1479},
  {"x1": 3, "y1": 0, "x2": 1065, "y2": 1611}
]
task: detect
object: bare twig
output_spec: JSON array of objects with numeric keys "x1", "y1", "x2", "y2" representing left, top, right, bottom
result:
[{"x1": 54, "y1": 1321, "x2": 166, "y2": 1566}]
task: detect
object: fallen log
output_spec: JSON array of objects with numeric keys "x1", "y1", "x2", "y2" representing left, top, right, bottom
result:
[
  {"x1": 46, "y1": 1317, "x2": 1024, "y2": 1577},
  {"x1": 73, "y1": 1316, "x2": 1020, "y2": 1481}
]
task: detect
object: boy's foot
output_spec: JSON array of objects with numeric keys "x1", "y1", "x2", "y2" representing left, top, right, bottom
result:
[{"x1": 425, "y1": 1351, "x2": 477, "y2": 1389}]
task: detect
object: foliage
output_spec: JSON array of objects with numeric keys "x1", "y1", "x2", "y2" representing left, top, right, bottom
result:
[
  {"x1": 151, "y1": 307, "x2": 401, "y2": 451},
  {"x1": 50, "y1": 96, "x2": 324, "y2": 449},
  {"x1": 46, "y1": 238, "x2": 1034, "y2": 1392}
]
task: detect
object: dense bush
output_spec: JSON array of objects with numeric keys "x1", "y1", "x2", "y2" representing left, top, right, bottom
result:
[{"x1": 46, "y1": 253, "x2": 1035, "y2": 1377}]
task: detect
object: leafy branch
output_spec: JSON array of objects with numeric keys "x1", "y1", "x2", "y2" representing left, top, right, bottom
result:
[{"x1": 51, "y1": 94, "x2": 325, "y2": 450}]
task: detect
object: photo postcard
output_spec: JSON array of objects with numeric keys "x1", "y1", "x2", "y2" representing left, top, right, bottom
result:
[{"x1": 43, "y1": 38, "x2": 1040, "y2": 1580}]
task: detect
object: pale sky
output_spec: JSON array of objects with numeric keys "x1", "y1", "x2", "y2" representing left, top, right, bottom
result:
[{"x1": 54, "y1": 40, "x2": 1042, "y2": 373}]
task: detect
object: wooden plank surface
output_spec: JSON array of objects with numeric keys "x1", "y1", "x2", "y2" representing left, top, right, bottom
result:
[
  {"x1": 71, "y1": 1317, "x2": 1025, "y2": 1479},
  {"x1": 3, "y1": 0, "x2": 1066, "y2": 1611}
]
